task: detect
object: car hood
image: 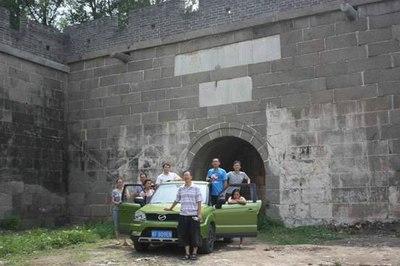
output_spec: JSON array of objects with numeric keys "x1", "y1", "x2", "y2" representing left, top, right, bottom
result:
[{"x1": 139, "y1": 203, "x2": 181, "y2": 213}]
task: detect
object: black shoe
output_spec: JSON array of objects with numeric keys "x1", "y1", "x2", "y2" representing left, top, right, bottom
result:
[
  {"x1": 182, "y1": 254, "x2": 190, "y2": 260},
  {"x1": 190, "y1": 254, "x2": 198, "y2": 260}
]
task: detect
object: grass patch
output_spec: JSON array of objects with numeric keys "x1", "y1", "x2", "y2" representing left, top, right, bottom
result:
[
  {"x1": 258, "y1": 215, "x2": 346, "y2": 245},
  {"x1": 0, "y1": 221, "x2": 114, "y2": 264}
]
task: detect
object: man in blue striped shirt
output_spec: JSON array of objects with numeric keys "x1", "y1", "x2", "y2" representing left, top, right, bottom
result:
[{"x1": 164, "y1": 170, "x2": 202, "y2": 260}]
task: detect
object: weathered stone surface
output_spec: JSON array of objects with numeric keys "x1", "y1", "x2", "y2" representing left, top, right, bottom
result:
[{"x1": 2, "y1": 0, "x2": 400, "y2": 228}]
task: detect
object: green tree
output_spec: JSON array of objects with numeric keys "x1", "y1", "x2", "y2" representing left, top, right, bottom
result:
[
  {"x1": 0, "y1": 0, "x2": 25, "y2": 29},
  {"x1": 24, "y1": 0, "x2": 64, "y2": 26}
]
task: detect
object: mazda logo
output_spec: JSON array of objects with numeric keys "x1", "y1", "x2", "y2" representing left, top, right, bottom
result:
[{"x1": 158, "y1": 215, "x2": 167, "y2": 221}]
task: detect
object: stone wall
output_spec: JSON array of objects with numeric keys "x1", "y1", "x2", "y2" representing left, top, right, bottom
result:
[
  {"x1": 65, "y1": 0, "x2": 339, "y2": 56},
  {"x1": 66, "y1": 0, "x2": 400, "y2": 226},
  {"x1": 0, "y1": 8, "x2": 68, "y2": 63},
  {"x1": 0, "y1": 52, "x2": 68, "y2": 228}
]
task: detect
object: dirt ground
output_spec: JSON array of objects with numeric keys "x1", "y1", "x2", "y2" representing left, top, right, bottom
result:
[{"x1": 27, "y1": 231, "x2": 400, "y2": 266}]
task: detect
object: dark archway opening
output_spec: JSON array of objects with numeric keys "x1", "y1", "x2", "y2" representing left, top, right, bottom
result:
[{"x1": 190, "y1": 136, "x2": 266, "y2": 200}]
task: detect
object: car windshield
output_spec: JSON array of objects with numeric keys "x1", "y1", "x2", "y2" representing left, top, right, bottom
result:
[{"x1": 150, "y1": 183, "x2": 208, "y2": 204}]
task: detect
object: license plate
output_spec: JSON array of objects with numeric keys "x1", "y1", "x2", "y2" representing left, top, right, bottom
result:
[{"x1": 151, "y1": 230, "x2": 172, "y2": 238}]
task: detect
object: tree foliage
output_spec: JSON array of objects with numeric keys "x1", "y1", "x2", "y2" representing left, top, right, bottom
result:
[{"x1": 0, "y1": 0, "x2": 199, "y2": 30}]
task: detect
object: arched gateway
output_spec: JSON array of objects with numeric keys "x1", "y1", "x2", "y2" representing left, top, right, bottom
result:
[{"x1": 178, "y1": 123, "x2": 270, "y2": 200}]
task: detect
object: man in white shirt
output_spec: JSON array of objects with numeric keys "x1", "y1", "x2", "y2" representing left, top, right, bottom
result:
[{"x1": 156, "y1": 162, "x2": 181, "y2": 186}]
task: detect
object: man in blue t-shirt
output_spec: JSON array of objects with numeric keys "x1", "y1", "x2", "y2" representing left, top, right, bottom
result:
[{"x1": 206, "y1": 158, "x2": 228, "y2": 205}]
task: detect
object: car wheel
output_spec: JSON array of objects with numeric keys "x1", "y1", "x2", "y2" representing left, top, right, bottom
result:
[
  {"x1": 200, "y1": 224, "x2": 215, "y2": 254},
  {"x1": 133, "y1": 240, "x2": 149, "y2": 252}
]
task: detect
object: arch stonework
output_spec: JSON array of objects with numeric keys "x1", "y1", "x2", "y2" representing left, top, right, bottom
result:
[
  {"x1": 179, "y1": 122, "x2": 269, "y2": 170},
  {"x1": 178, "y1": 122, "x2": 280, "y2": 219}
]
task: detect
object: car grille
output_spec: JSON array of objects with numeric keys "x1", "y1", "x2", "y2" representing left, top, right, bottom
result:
[
  {"x1": 146, "y1": 213, "x2": 179, "y2": 221},
  {"x1": 141, "y1": 227, "x2": 178, "y2": 238}
]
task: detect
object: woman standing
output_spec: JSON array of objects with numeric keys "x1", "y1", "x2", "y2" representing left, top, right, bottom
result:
[{"x1": 111, "y1": 178, "x2": 129, "y2": 245}]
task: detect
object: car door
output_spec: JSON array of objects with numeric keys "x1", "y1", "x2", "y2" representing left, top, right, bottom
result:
[
  {"x1": 213, "y1": 184, "x2": 262, "y2": 237},
  {"x1": 118, "y1": 184, "x2": 143, "y2": 234}
]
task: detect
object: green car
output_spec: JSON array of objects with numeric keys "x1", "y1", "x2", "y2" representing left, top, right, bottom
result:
[{"x1": 118, "y1": 181, "x2": 262, "y2": 254}]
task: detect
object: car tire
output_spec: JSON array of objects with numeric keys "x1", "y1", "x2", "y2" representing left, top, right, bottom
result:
[
  {"x1": 133, "y1": 240, "x2": 149, "y2": 252},
  {"x1": 200, "y1": 224, "x2": 215, "y2": 254}
]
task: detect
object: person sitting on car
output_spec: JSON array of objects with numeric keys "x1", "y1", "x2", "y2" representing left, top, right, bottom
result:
[
  {"x1": 135, "y1": 172, "x2": 147, "y2": 197},
  {"x1": 139, "y1": 179, "x2": 154, "y2": 204},
  {"x1": 155, "y1": 162, "x2": 182, "y2": 186},
  {"x1": 228, "y1": 189, "x2": 247, "y2": 248}
]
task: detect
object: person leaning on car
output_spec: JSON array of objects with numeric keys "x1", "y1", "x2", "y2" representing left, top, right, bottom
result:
[{"x1": 164, "y1": 170, "x2": 202, "y2": 260}]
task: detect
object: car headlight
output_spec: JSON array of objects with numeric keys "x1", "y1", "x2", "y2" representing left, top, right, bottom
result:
[{"x1": 133, "y1": 211, "x2": 146, "y2": 221}]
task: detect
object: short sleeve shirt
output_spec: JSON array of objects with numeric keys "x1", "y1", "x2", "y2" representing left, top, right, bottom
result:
[
  {"x1": 175, "y1": 184, "x2": 202, "y2": 216},
  {"x1": 156, "y1": 172, "x2": 179, "y2": 185},
  {"x1": 111, "y1": 189, "x2": 122, "y2": 210},
  {"x1": 207, "y1": 168, "x2": 227, "y2": 196},
  {"x1": 227, "y1": 171, "x2": 249, "y2": 185}
]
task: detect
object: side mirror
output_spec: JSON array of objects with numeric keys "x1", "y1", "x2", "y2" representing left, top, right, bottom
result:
[{"x1": 134, "y1": 197, "x2": 145, "y2": 206}]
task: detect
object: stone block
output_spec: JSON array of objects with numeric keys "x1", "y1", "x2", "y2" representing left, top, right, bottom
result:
[
  {"x1": 199, "y1": 76, "x2": 252, "y2": 107},
  {"x1": 87, "y1": 128, "x2": 107, "y2": 139},
  {"x1": 158, "y1": 110, "x2": 178, "y2": 122},
  {"x1": 127, "y1": 59, "x2": 153, "y2": 72},
  {"x1": 326, "y1": 73, "x2": 362, "y2": 89},
  {"x1": 105, "y1": 105, "x2": 130, "y2": 117},
  {"x1": 156, "y1": 43, "x2": 179, "y2": 57},
  {"x1": 297, "y1": 39, "x2": 325, "y2": 55},
  {"x1": 304, "y1": 24, "x2": 335, "y2": 41},
  {"x1": 152, "y1": 77, "x2": 181, "y2": 90},
  {"x1": 310, "y1": 11, "x2": 344, "y2": 26},
  {"x1": 367, "y1": 140, "x2": 389, "y2": 156},
  {"x1": 271, "y1": 57, "x2": 293, "y2": 72},
  {"x1": 311, "y1": 90, "x2": 333, "y2": 104},
  {"x1": 369, "y1": 40, "x2": 400, "y2": 57},
  {"x1": 161, "y1": 67, "x2": 174, "y2": 78},
  {"x1": 293, "y1": 53, "x2": 319, "y2": 68},
  {"x1": 390, "y1": 109, "x2": 400, "y2": 125},
  {"x1": 326, "y1": 33, "x2": 357, "y2": 50},
  {"x1": 281, "y1": 93, "x2": 310, "y2": 107},
  {"x1": 310, "y1": 203, "x2": 332, "y2": 219},
  {"x1": 334, "y1": 84, "x2": 377, "y2": 102},
  {"x1": 68, "y1": 193, "x2": 85, "y2": 205},
  {"x1": 165, "y1": 85, "x2": 197, "y2": 99},
  {"x1": 144, "y1": 69, "x2": 161, "y2": 81},
  {"x1": 280, "y1": 30, "x2": 303, "y2": 45},
  {"x1": 153, "y1": 56, "x2": 175, "y2": 68},
  {"x1": 181, "y1": 72, "x2": 210, "y2": 86},
  {"x1": 141, "y1": 89, "x2": 165, "y2": 102},
  {"x1": 210, "y1": 65, "x2": 248, "y2": 81},
  {"x1": 320, "y1": 47, "x2": 366, "y2": 64},
  {"x1": 348, "y1": 54, "x2": 392, "y2": 73},
  {"x1": 315, "y1": 62, "x2": 348, "y2": 77},
  {"x1": 175, "y1": 35, "x2": 281, "y2": 76},
  {"x1": 131, "y1": 102, "x2": 149, "y2": 113},
  {"x1": 357, "y1": 28, "x2": 393, "y2": 45},
  {"x1": 141, "y1": 112, "x2": 158, "y2": 124},
  {"x1": 370, "y1": 11, "x2": 400, "y2": 29},
  {"x1": 94, "y1": 64, "x2": 126, "y2": 78},
  {"x1": 90, "y1": 205, "x2": 111, "y2": 217},
  {"x1": 170, "y1": 97, "x2": 198, "y2": 110},
  {"x1": 381, "y1": 125, "x2": 400, "y2": 139},
  {"x1": 335, "y1": 18, "x2": 368, "y2": 34},
  {"x1": 107, "y1": 84, "x2": 129, "y2": 96},
  {"x1": 364, "y1": 96, "x2": 392, "y2": 112},
  {"x1": 149, "y1": 100, "x2": 169, "y2": 112},
  {"x1": 84, "y1": 58, "x2": 104, "y2": 69}
]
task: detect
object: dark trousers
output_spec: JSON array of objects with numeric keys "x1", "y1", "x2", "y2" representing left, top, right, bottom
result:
[
  {"x1": 210, "y1": 195, "x2": 219, "y2": 206},
  {"x1": 177, "y1": 215, "x2": 202, "y2": 247}
]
